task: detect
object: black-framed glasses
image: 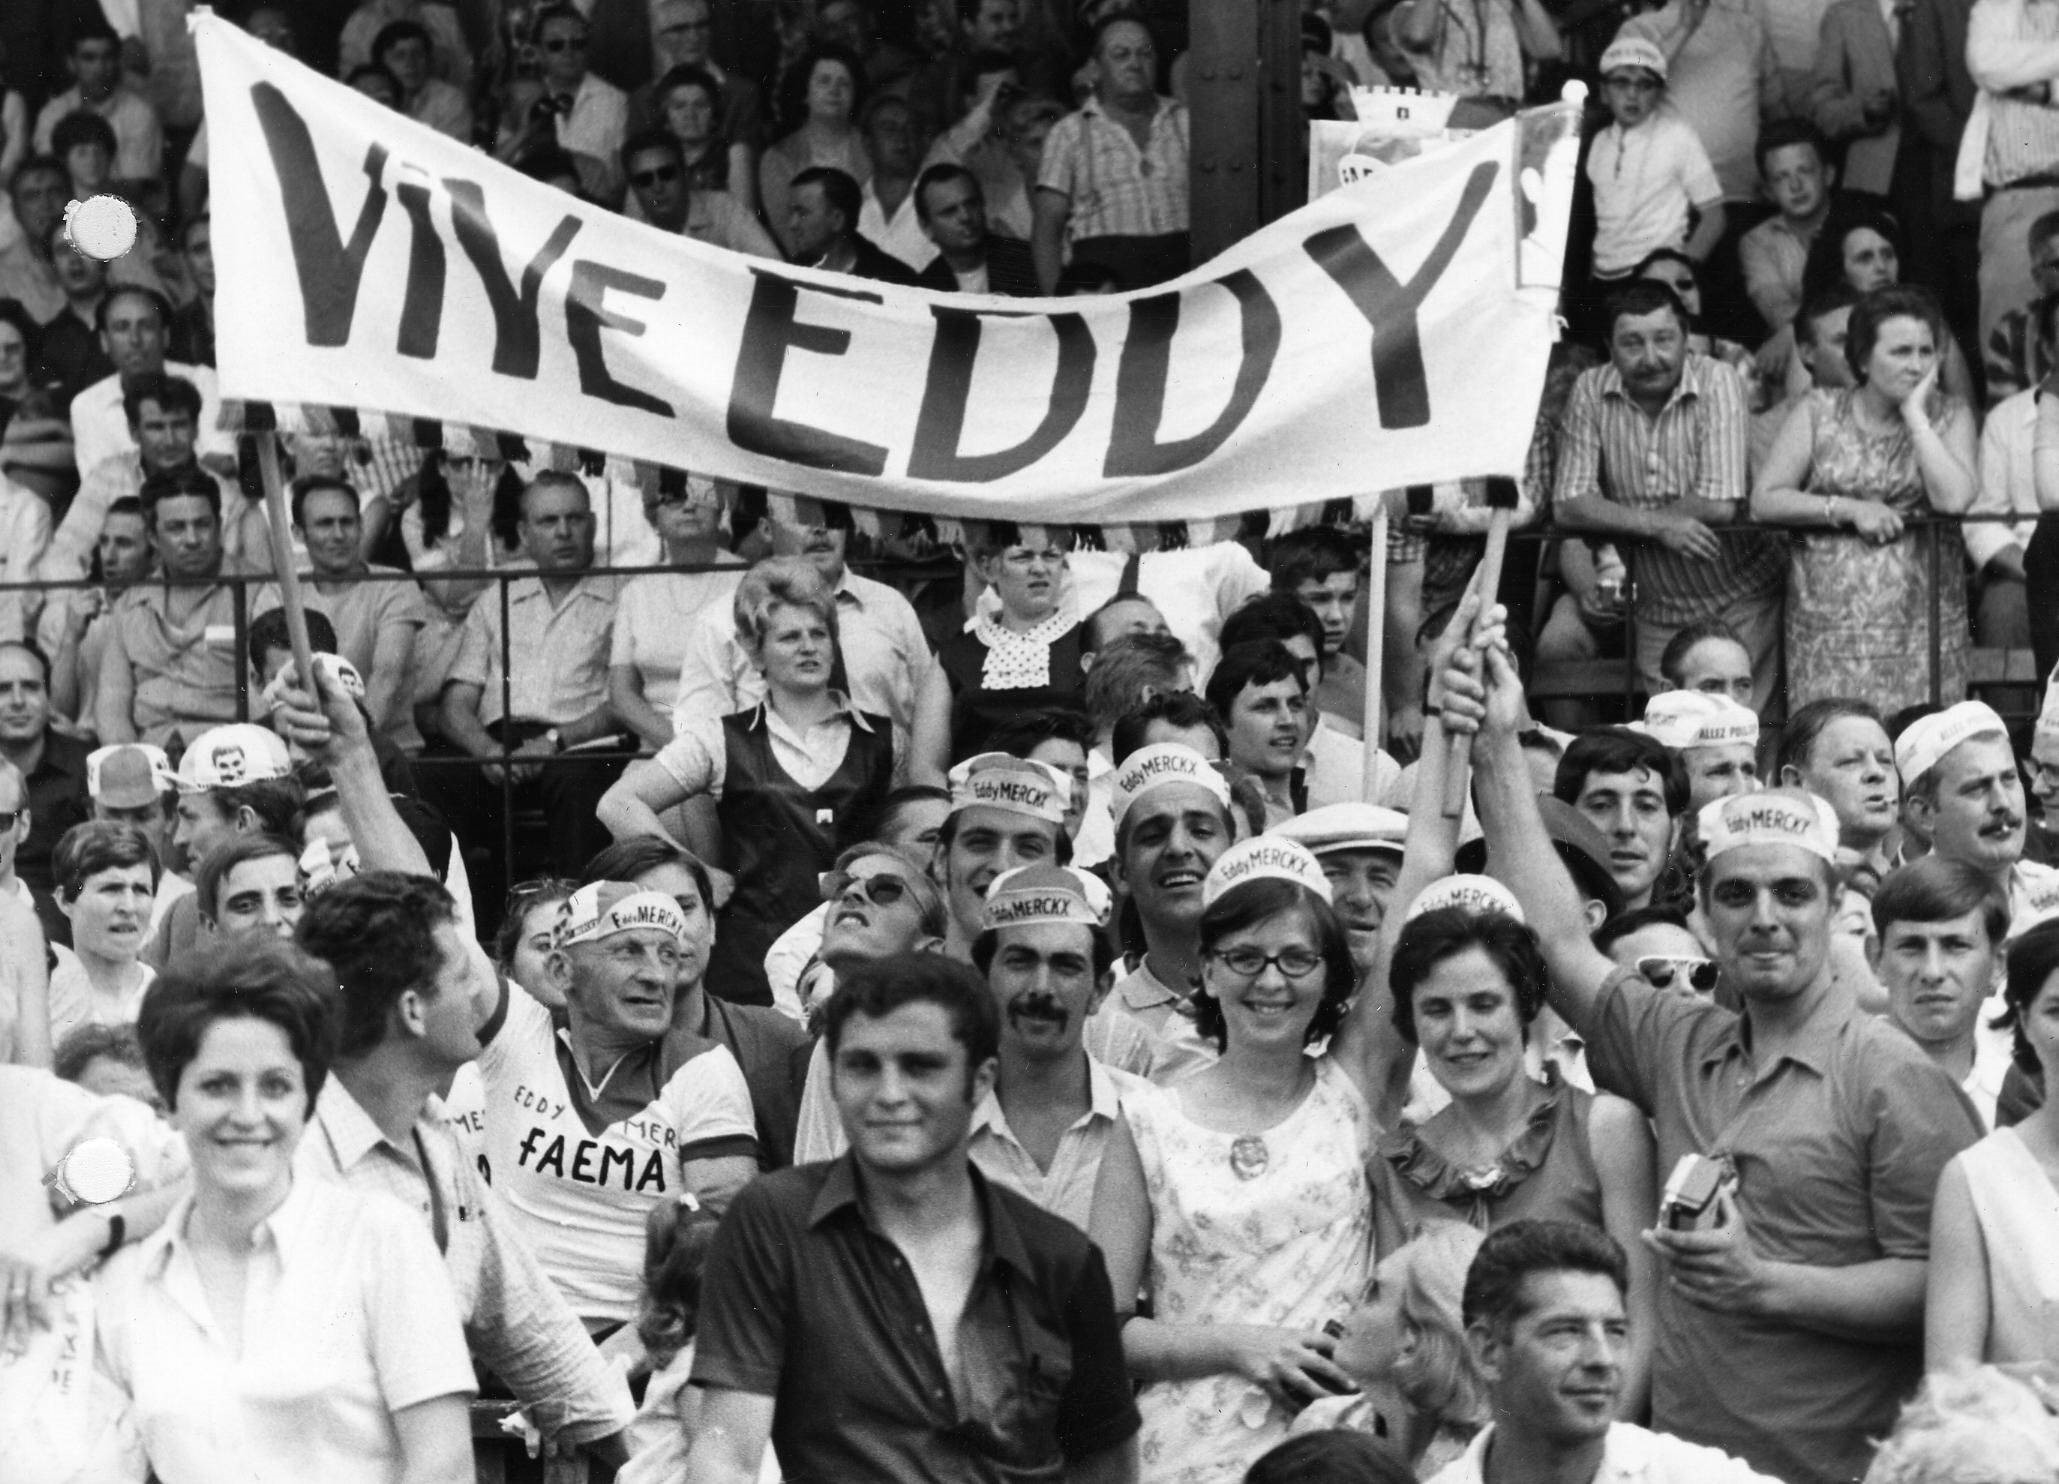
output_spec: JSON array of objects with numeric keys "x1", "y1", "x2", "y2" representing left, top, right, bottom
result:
[
  {"x1": 1208, "y1": 946, "x2": 1324, "y2": 980},
  {"x1": 1638, "y1": 955, "x2": 1717, "y2": 993},
  {"x1": 630, "y1": 165, "x2": 681, "y2": 188},
  {"x1": 822, "y1": 871, "x2": 912, "y2": 909}
]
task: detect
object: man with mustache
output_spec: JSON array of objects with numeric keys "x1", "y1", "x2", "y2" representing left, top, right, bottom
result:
[{"x1": 1895, "y1": 701, "x2": 2059, "y2": 922}]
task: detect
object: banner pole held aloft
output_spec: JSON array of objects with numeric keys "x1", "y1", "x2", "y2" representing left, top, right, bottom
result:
[
  {"x1": 255, "y1": 432, "x2": 321, "y2": 702},
  {"x1": 1440, "y1": 484, "x2": 1518, "y2": 820},
  {"x1": 1362, "y1": 499, "x2": 1389, "y2": 799}
]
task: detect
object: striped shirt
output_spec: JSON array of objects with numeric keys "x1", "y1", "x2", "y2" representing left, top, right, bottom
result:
[
  {"x1": 1984, "y1": 305, "x2": 2050, "y2": 403},
  {"x1": 1038, "y1": 95, "x2": 1191, "y2": 240},
  {"x1": 1554, "y1": 353, "x2": 1784, "y2": 626},
  {"x1": 1972, "y1": 0, "x2": 2059, "y2": 185}
]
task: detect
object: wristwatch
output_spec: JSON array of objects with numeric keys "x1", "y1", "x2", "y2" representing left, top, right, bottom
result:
[
  {"x1": 544, "y1": 728, "x2": 563, "y2": 753},
  {"x1": 47, "y1": 1137, "x2": 136, "y2": 1207}
]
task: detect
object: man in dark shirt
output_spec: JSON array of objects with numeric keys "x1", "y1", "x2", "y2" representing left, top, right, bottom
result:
[
  {"x1": 786, "y1": 166, "x2": 922, "y2": 285},
  {"x1": 0, "y1": 639, "x2": 89, "y2": 920},
  {"x1": 913, "y1": 164, "x2": 1039, "y2": 296},
  {"x1": 687, "y1": 952, "x2": 1141, "y2": 1484}
]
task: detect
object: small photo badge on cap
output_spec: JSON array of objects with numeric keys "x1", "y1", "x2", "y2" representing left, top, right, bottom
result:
[
  {"x1": 1697, "y1": 789, "x2": 1840, "y2": 864},
  {"x1": 1893, "y1": 700, "x2": 2008, "y2": 787},
  {"x1": 553, "y1": 882, "x2": 692, "y2": 948},
  {"x1": 980, "y1": 864, "x2": 1111, "y2": 932},
  {"x1": 299, "y1": 835, "x2": 363, "y2": 897},
  {"x1": 87, "y1": 743, "x2": 173, "y2": 807},
  {"x1": 1201, "y1": 835, "x2": 1334, "y2": 908},
  {"x1": 947, "y1": 751, "x2": 1069, "y2": 824},
  {"x1": 265, "y1": 652, "x2": 367, "y2": 712},
  {"x1": 1110, "y1": 743, "x2": 1232, "y2": 826},
  {"x1": 1639, "y1": 691, "x2": 1758, "y2": 753},
  {"x1": 176, "y1": 724, "x2": 294, "y2": 793},
  {"x1": 1404, "y1": 873, "x2": 1527, "y2": 924}
]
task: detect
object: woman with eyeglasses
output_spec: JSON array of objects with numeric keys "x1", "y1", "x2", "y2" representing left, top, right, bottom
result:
[
  {"x1": 909, "y1": 529, "x2": 1086, "y2": 785},
  {"x1": 759, "y1": 44, "x2": 871, "y2": 258},
  {"x1": 609, "y1": 475, "x2": 746, "y2": 754},
  {"x1": 596, "y1": 556, "x2": 893, "y2": 1007}
]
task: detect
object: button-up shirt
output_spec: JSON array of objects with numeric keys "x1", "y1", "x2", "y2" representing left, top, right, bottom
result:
[
  {"x1": 692, "y1": 1155, "x2": 1141, "y2": 1481},
  {"x1": 1970, "y1": 0, "x2": 2059, "y2": 185},
  {"x1": 1969, "y1": 386, "x2": 2045, "y2": 570},
  {"x1": 1099, "y1": 960, "x2": 1219, "y2": 1085},
  {"x1": 1585, "y1": 967, "x2": 1981, "y2": 1484},
  {"x1": 98, "y1": 573, "x2": 245, "y2": 748},
  {"x1": 969, "y1": 1059, "x2": 1151, "y2": 1231},
  {"x1": 1737, "y1": 213, "x2": 1816, "y2": 331},
  {"x1": 295, "y1": 1079, "x2": 635, "y2": 1449},
  {"x1": 1554, "y1": 354, "x2": 1784, "y2": 627},
  {"x1": 32, "y1": 85, "x2": 163, "y2": 182},
  {"x1": 1428, "y1": 1421, "x2": 1784, "y2": 1483},
  {"x1": 657, "y1": 692, "x2": 873, "y2": 795},
  {"x1": 449, "y1": 572, "x2": 618, "y2": 727},
  {"x1": 95, "y1": 1176, "x2": 477, "y2": 1484},
  {"x1": 1038, "y1": 95, "x2": 1191, "y2": 240},
  {"x1": 69, "y1": 363, "x2": 232, "y2": 477},
  {"x1": 44, "y1": 454, "x2": 249, "y2": 583}
]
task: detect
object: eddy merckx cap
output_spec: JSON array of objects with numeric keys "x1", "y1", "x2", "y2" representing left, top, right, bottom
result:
[
  {"x1": 1698, "y1": 789, "x2": 1840, "y2": 865},
  {"x1": 1110, "y1": 742, "x2": 1232, "y2": 827},
  {"x1": 86, "y1": 743, "x2": 174, "y2": 807},
  {"x1": 1638, "y1": 691, "x2": 1759, "y2": 754},
  {"x1": 553, "y1": 882, "x2": 691, "y2": 947},
  {"x1": 1201, "y1": 835, "x2": 1334, "y2": 908},
  {"x1": 1894, "y1": 701, "x2": 2009, "y2": 786},
  {"x1": 980, "y1": 864, "x2": 1112, "y2": 932},
  {"x1": 176, "y1": 724, "x2": 294, "y2": 793},
  {"x1": 947, "y1": 751, "x2": 1069, "y2": 824},
  {"x1": 1272, "y1": 802, "x2": 1408, "y2": 858},
  {"x1": 1405, "y1": 873, "x2": 1527, "y2": 924}
]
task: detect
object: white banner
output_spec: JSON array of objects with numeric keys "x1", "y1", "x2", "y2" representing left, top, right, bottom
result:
[{"x1": 197, "y1": 13, "x2": 1576, "y2": 530}]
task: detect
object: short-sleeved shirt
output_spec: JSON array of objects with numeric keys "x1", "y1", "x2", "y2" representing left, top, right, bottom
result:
[
  {"x1": 477, "y1": 981, "x2": 759, "y2": 1323},
  {"x1": 691, "y1": 1156, "x2": 1142, "y2": 1481},
  {"x1": 1584, "y1": 966, "x2": 1982, "y2": 1484},
  {"x1": 17, "y1": 730, "x2": 89, "y2": 899},
  {"x1": 100, "y1": 576, "x2": 245, "y2": 748},
  {"x1": 1037, "y1": 95, "x2": 1192, "y2": 241},
  {"x1": 448, "y1": 573, "x2": 618, "y2": 728},
  {"x1": 69, "y1": 364, "x2": 232, "y2": 477},
  {"x1": 1585, "y1": 110, "x2": 1722, "y2": 275},
  {"x1": 610, "y1": 561, "x2": 748, "y2": 715},
  {"x1": 255, "y1": 567, "x2": 429, "y2": 746}
]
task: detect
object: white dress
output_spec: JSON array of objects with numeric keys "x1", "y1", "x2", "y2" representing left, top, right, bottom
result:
[
  {"x1": 1955, "y1": 1126, "x2": 2059, "y2": 1364},
  {"x1": 1126, "y1": 1055, "x2": 1375, "y2": 1484}
]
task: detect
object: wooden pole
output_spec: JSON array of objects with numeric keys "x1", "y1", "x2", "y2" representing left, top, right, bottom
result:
[
  {"x1": 1439, "y1": 506, "x2": 1513, "y2": 820},
  {"x1": 1362, "y1": 498, "x2": 1389, "y2": 798},
  {"x1": 254, "y1": 431, "x2": 321, "y2": 699}
]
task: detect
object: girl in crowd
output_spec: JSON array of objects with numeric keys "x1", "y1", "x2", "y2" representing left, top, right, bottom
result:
[
  {"x1": 1753, "y1": 285, "x2": 1977, "y2": 717},
  {"x1": 596, "y1": 557, "x2": 893, "y2": 1006},
  {"x1": 1798, "y1": 208, "x2": 1975, "y2": 403},
  {"x1": 99, "y1": 938, "x2": 474, "y2": 1482},
  {"x1": 911, "y1": 531, "x2": 1086, "y2": 783},
  {"x1": 652, "y1": 65, "x2": 757, "y2": 209},
  {"x1": 493, "y1": 876, "x2": 579, "y2": 1008},
  {"x1": 609, "y1": 474, "x2": 747, "y2": 753},
  {"x1": 759, "y1": 44, "x2": 871, "y2": 257},
  {"x1": 47, "y1": 822, "x2": 158, "y2": 1049},
  {"x1": 1289, "y1": 1221, "x2": 1489, "y2": 1474},
  {"x1": 1925, "y1": 917, "x2": 2059, "y2": 1370}
]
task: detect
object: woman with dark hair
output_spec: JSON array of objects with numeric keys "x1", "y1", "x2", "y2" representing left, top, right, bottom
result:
[
  {"x1": 98, "y1": 937, "x2": 475, "y2": 1483},
  {"x1": 0, "y1": 297, "x2": 39, "y2": 436},
  {"x1": 1925, "y1": 917, "x2": 2059, "y2": 1369},
  {"x1": 1798, "y1": 208, "x2": 1975, "y2": 401},
  {"x1": 1753, "y1": 285, "x2": 1978, "y2": 714},
  {"x1": 1634, "y1": 248, "x2": 1759, "y2": 402},
  {"x1": 758, "y1": 43, "x2": 870, "y2": 257},
  {"x1": 651, "y1": 64, "x2": 757, "y2": 208},
  {"x1": 616, "y1": 1198, "x2": 751, "y2": 1482},
  {"x1": 493, "y1": 875, "x2": 579, "y2": 1007}
]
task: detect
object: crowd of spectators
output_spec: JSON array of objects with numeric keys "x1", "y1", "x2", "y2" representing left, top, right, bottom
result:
[{"x1": 6, "y1": 1, "x2": 2059, "y2": 1482}]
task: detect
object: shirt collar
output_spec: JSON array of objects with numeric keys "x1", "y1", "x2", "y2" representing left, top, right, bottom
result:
[
  {"x1": 143, "y1": 1174, "x2": 319, "y2": 1279},
  {"x1": 807, "y1": 1154, "x2": 1039, "y2": 1280},
  {"x1": 1710, "y1": 981, "x2": 1848, "y2": 1075},
  {"x1": 1081, "y1": 92, "x2": 1174, "y2": 127},
  {"x1": 1117, "y1": 961, "x2": 1180, "y2": 1010},
  {"x1": 970, "y1": 1057, "x2": 1125, "y2": 1140},
  {"x1": 1598, "y1": 350, "x2": 1709, "y2": 411},
  {"x1": 313, "y1": 1078, "x2": 399, "y2": 1173},
  {"x1": 755, "y1": 691, "x2": 873, "y2": 740}
]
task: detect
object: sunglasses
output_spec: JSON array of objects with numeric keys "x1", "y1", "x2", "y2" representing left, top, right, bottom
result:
[
  {"x1": 822, "y1": 871, "x2": 913, "y2": 909},
  {"x1": 542, "y1": 35, "x2": 587, "y2": 51},
  {"x1": 630, "y1": 165, "x2": 681, "y2": 187},
  {"x1": 1637, "y1": 955, "x2": 1717, "y2": 993}
]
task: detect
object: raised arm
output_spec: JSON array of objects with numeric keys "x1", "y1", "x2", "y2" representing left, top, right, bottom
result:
[{"x1": 272, "y1": 664, "x2": 435, "y2": 877}]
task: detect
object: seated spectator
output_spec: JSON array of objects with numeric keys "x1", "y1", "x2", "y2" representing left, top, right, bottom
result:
[
  {"x1": 337, "y1": 0, "x2": 473, "y2": 90},
  {"x1": 599, "y1": 557, "x2": 894, "y2": 1007},
  {"x1": 1206, "y1": 639, "x2": 1313, "y2": 829},
  {"x1": 1984, "y1": 213, "x2": 2059, "y2": 407},
  {"x1": 31, "y1": 21, "x2": 163, "y2": 187},
  {"x1": 34, "y1": 220, "x2": 113, "y2": 401},
  {"x1": 1033, "y1": 15, "x2": 1190, "y2": 293},
  {"x1": 1553, "y1": 727, "x2": 1688, "y2": 913},
  {"x1": 529, "y1": 4, "x2": 629, "y2": 203},
  {"x1": 94, "y1": 468, "x2": 248, "y2": 749},
  {"x1": 1433, "y1": 1220, "x2": 1784, "y2": 1482},
  {"x1": 1871, "y1": 858, "x2": 2012, "y2": 1127},
  {"x1": 475, "y1": 880, "x2": 759, "y2": 1325},
  {"x1": 435, "y1": 471, "x2": 625, "y2": 906},
  {"x1": 350, "y1": 61, "x2": 402, "y2": 109},
  {"x1": 51, "y1": 1019, "x2": 158, "y2": 1107},
  {"x1": 45, "y1": 372, "x2": 255, "y2": 588},
  {"x1": 39, "y1": 496, "x2": 153, "y2": 726},
  {"x1": 1, "y1": 640, "x2": 87, "y2": 914},
  {"x1": 815, "y1": 0, "x2": 920, "y2": 92},
  {"x1": 1653, "y1": 618, "x2": 1755, "y2": 708},
  {"x1": 67, "y1": 285, "x2": 230, "y2": 478},
  {"x1": 923, "y1": 88, "x2": 1065, "y2": 243},
  {"x1": 1863, "y1": 1367, "x2": 2059, "y2": 1484},
  {"x1": 166, "y1": 215, "x2": 214, "y2": 369},
  {"x1": 1637, "y1": 690, "x2": 1760, "y2": 813},
  {"x1": 46, "y1": 820, "x2": 157, "y2": 1046},
  {"x1": 104, "y1": 938, "x2": 476, "y2": 1482},
  {"x1": 786, "y1": 165, "x2": 921, "y2": 281},
  {"x1": 1798, "y1": 207, "x2": 1977, "y2": 402},
  {"x1": 630, "y1": 0, "x2": 764, "y2": 198},
  {"x1": 1617, "y1": 0, "x2": 1779, "y2": 213},
  {"x1": 760, "y1": 45, "x2": 873, "y2": 258},
  {"x1": 913, "y1": 530, "x2": 1083, "y2": 781},
  {"x1": 620, "y1": 129, "x2": 779, "y2": 257},
  {"x1": 51, "y1": 108, "x2": 117, "y2": 203},
  {"x1": 373, "y1": 20, "x2": 471, "y2": 140},
  {"x1": 1967, "y1": 289, "x2": 2053, "y2": 659},
  {"x1": 1394, "y1": 0, "x2": 1558, "y2": 106},
  {"x1": 1774, "y1": 697, "x2": 1899, "y2": 878},
  {"x1": 912, "y1": 162, "x2": 1039, "y2": 294},
  {"x1": 1754, "y1": 286, "x2": 1977, "y2": 716},
  {"x1": 381, "y1": 450, "x2": 522, "y2": 724},
  {"x1": 1753, "y1": 283, "x2": 1861, "y2": 472},
  {"x1": 1584, "y1": 40, "x2": 1724, "y2": 288},
  {"x1": 1290, "y1": 1223, "x2": 1488, "y2": 1475},
  {"x1": 1266, "y1": 526, "x2": 1369, "y2": 738},
  {"x1": 1554, "y1": 281, "x2": 1782, "y2": 711},
  {"x1": 857, "y1": 95, "x2": 935, "y2": 273},
  {"x1": 907, "y1": 0, "x2": 1068, "y2": 133},
  {"x1": 643, "y1": 61, "x2": 757, "y2": 207},
  {"x1": 0, "y1": 157, "x2": 162, "y2": 325},
  {"x1": 609, "y1": 473, "x2": 747, "y2": 752}
]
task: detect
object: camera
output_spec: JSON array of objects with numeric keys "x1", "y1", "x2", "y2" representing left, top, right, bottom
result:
[{"x1": 1658, "y1": 1153, "x2": 1733, "y2": 1232}]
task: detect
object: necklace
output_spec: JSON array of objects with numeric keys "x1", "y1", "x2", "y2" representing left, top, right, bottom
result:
[{"x1": 1229, "y1": 1135, "x2": 1270, "y2": 1180}]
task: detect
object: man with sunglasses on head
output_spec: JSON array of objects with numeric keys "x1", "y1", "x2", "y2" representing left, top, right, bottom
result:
[
  {"x1": 1595, "y1": 904, "x2": 1720, "y2": 998},
  {"x1": 532, "y1": 4, "x2": 628, "y2": 200}
]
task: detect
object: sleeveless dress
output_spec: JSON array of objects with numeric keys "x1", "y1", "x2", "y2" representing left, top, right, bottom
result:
[
  {"x1": 1785, "y1": 387, "x2": 1971, "y2": 715},
  {"x1": 1125, "y1": 1056, "x2": 1375, "y2": 1484},
  {"x1": 937, "y1": 616, "x2": 1086, "y2": 759},
  {"x1": 1952, "y1": 1126, "x2": 2059, "y2": 1364},
  {"x1": 1367, "y1": 1070, "x2": 1603, "y2": 1257}
]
